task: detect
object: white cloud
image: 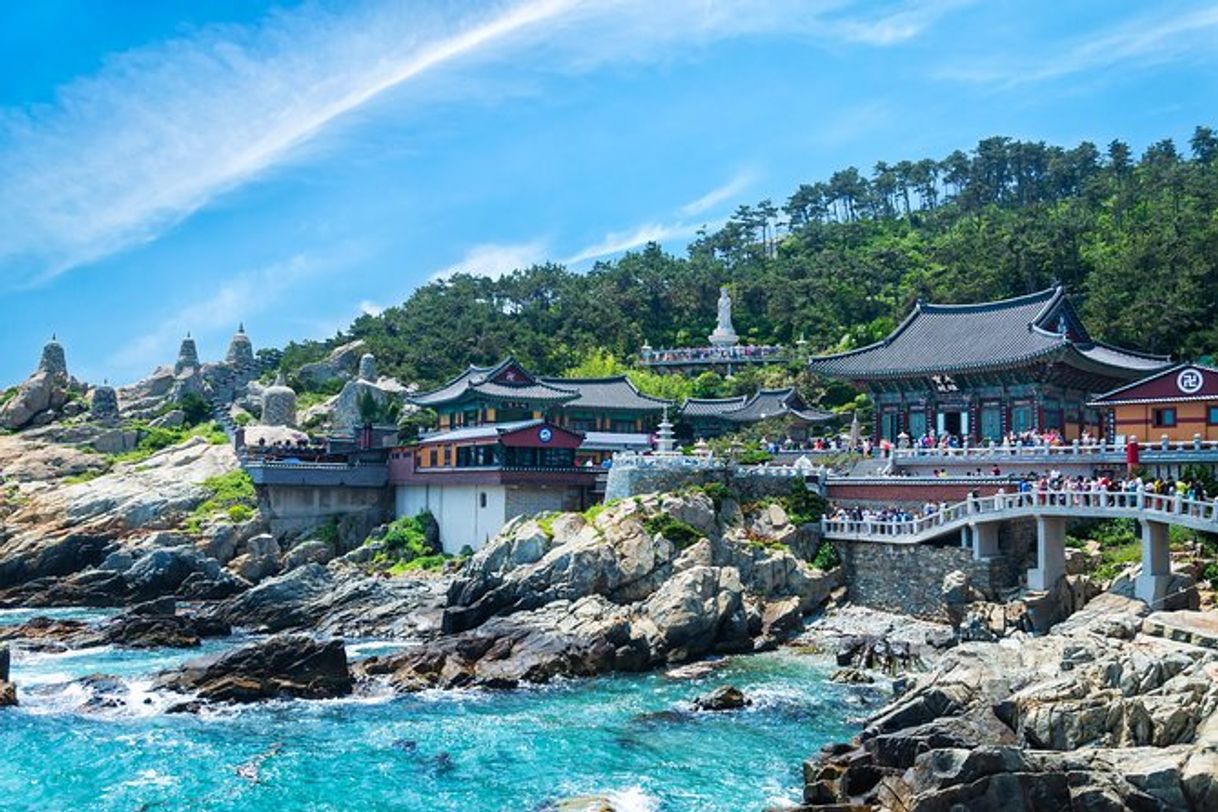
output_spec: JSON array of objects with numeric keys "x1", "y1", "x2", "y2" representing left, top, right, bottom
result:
[
  {"x1": 830, "y1": 0, "x2": 975, "y2": 46},
  {"x1": 358, "y1": 300, "x2": 385, "y2": 317},
  {"x1": 941, "y1": 4, "x2": 1218, "y2": 86},
  {"x1": 679, "y1": 170, "x2": 757, "y2": 217},
  {"x1": 108, "y1": 253, "x2": 328, "y2": 377},
  {"x1": 432, "y1": 240, "x2": 549, "y2": 281},
  {"x1": 563, "y1": 221, "x2": 708, "y2": 265},
  {"x1": 0, "y1": 1, "x2": 964, "y2": 285}
]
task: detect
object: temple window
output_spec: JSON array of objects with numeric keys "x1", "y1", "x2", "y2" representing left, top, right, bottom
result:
[{"x1": 1153, "y1": 408, "x2": 1177, "y2": 428}]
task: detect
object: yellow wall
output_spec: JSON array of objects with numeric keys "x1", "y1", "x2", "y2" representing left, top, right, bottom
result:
[{"x1": 1112, "y1": 401, "x2": 1218, "y2": 442}]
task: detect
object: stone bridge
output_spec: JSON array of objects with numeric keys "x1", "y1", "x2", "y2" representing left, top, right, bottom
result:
[{"x1": 821, "y1": 489, "x2": 1218, "y2": 607}]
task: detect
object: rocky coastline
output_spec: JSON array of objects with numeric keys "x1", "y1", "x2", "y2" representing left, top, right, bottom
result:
[{"x1": 3, "y1": 421, "x2": 1218, "y2": 810}]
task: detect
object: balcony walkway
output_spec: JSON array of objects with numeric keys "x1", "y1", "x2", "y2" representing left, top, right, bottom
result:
[{"x1": 821, "y1": 488, "x2": 1218, "y2": 608}]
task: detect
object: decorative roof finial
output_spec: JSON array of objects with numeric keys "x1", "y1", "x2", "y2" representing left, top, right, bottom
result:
[
  {"x1": 52, "y1": 333, "x2": 57, "y2": 341},
  {"x1": 186, "y1": 331, "x2": 191, "y2": 338},
  {"x1": 238, "y1": 322, "x2": 245, "y2": 333}
]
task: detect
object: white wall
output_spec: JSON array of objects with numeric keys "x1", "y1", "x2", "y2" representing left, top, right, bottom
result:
[{"x1": 396, "y1": 483, "x2": 507, "y2": 554}]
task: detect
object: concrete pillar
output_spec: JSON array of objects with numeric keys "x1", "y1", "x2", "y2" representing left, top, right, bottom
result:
[
  {"x1": 1027, "y1": 515, "x2": 1066, "y2": 591},
  {"x1": 1136, "y1": 519, "x2": 1171, "y2": 607},
  {"x1": 972, "y1": 522, "x2": 1000, "y2": 560},
  {"x1": 960, "y1": 524, "x2": 971, "y2": 549}
]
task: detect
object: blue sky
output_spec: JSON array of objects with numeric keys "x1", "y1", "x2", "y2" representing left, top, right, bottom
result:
[{"x1": 1, "y1": 0, "x2": 1216, "y2": 386}]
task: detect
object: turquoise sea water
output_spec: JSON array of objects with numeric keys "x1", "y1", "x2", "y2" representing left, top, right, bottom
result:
[{"x1": 0, "y1": 610, "x2": 874, "y2": 811}]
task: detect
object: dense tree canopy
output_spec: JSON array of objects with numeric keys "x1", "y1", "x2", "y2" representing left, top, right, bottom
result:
[{"x1": 279, "y1": 126, "x2": 1218, "y2": 393}]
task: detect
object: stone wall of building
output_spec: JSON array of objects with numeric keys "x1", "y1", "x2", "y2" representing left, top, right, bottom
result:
[
  {"x1": 504, "y1": 484, "x2": 583, "y2": 521},
  {"x1": 833, "y1": 537, "x2": 1013, "y2": 621},
  {"x1": 257, "y1": 484, "x2": 391, "y2": 548},
  {"x1": 604, "y1": 463, "x2": 809, "y2": 503},
  {"x1": 826, "y1": 478, "x2": 1011, "y2": 506}
]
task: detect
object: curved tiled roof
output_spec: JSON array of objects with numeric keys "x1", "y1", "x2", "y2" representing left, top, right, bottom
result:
[
  {"x1": 681, "y1": 395, "x2": 748, "y2": 418},
  {"x1": 540, "y1": 375, "x2": 673, "y2": 411},
  {"x1": 680, "y1": 389, "x2": 835, "y2": 424},
  {"x1": 808, "y1": 286, "x2": 1169, "y2": 380},
  {"x1": 723, "y1": 388, "x2": 835, "y2": 423},
  {"x1": 411, "y1": 358, "x2": 577, "y2": 407}
]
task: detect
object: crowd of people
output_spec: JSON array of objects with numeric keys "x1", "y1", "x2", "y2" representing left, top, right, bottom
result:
[{"x1": 826, "y1": 471, "x2": 1217, "y2": 532}]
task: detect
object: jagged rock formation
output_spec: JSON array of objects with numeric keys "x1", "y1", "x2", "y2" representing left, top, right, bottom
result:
[
  {"x1": 357, "y1": 492, "x2": 839, "y2": 690},
  {"x1": 0, "y1": 436, "x2": 241, "y2": 603},
  {"x1": 155, "y1": 634, "x2": 352, "y2": 705},
  {"x1": 296, "y1": 339, "x2": 366, "y2": 388},
  {"x1": 0, "y1": 644, "x2": 15, "y2": 707},
  {"x1": 119, "y1": 325, "x2": 262, "y2": 419},
  {"x1": 331, "y1": 352, "x2": 410, "y2": 433},
  {"x1": 88, "y1": 383, "x2": 120, "y2": 422},
  {"x1": 795, "y1": 593, "x2": 1218, "y2": 811},
  {"x1": 0, "y1": 336, "x2": 80, "y2": 430}
]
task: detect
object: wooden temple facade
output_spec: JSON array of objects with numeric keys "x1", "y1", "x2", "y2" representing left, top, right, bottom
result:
[{"x1": 808, "y1": 287, "x2": 1171, "y2": 443}]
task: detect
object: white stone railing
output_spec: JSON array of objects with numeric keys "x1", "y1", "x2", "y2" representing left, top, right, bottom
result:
[{"x1": 821, "y1": 488, "x2": 1218, "y2": 543}]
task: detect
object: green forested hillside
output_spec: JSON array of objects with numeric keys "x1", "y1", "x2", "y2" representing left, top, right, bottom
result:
[{"x1": 277, "y1": 127, "x2": 1218, "y2": 392}]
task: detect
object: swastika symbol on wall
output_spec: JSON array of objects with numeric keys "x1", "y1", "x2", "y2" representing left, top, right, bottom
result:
[{"x1": 1177, "y1": 368, "x2": 1204, "y2": 394}]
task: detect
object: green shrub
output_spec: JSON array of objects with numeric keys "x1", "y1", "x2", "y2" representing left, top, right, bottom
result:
[
  {"x1": 185, "y1": 470, "x2": 257, "y2": 533},
  {"x1": 1201, "y1": 561, "x2": 1218, "y2": 587},
  {"x1": 371, "y1": 511, "x2": 447, "y2": 573},
  {"x1": 812, "y1": 541, "x2": 840, "y2": 571},
  {"x1": 536, "y1": 512, "x2": 556, "y2": 540},
  {"x1": 315, "y1": 516, "x2": 341, "y2": 547},
  {"x1": 695, "y1": 482, "x2": 732, "y2": 510},
  {"x1": 1094, "y1": 542, "x2": 1142, "y2": 582},
  {"x1": 736, "y1": 449, "x2": 774, "y2": 465},
  {"x1": 642, "y1": 514, "x2": 703, "y2": 548},
  {"x1": 783, "y1": 479, "x2": 827, "y2": 526}
]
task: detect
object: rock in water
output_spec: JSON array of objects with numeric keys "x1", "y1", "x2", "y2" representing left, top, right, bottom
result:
[
  {"x1": 692, "y1": 685, "x2": 750, "y2": 711},
  {"x1": 155, "y1": 634, "x2": 351, "y2": 704},
  {"x1": 0, "y1": 644, "x2": 14, "y2": 707}
]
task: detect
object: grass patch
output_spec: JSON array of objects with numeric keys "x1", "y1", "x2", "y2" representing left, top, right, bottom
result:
[
  {"x1": 536, "y1": 512, "x2": 557, "y2": 540},
  {"x1": 370, "y1": 512, "x2": 452, "y2": 573},
  {"x1": 1093, "y1": 542, "x2": 1142, "y2": 582},
  {"x1": 185, "y1": 470, "x2": 257, "y2": 534},
  {"x1": 104, "y1": 420, "x2": 227, "y2": 466},
  {"x1": 642, "y1": 514, "x2": 704, "y2": 548},
  {"x1": 63, "y1": 469, "x2": 106, "y2": 485}
]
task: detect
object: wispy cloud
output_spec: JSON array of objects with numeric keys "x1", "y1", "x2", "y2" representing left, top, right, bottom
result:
[
  {"x1": 562, "y1": 222, "x2": 705, "y2": 266},
  {"x1": 108, "y1": 252, "x2": 330, "y2": 378},
  {"x1": 0, "y1": 0, "x2": 578, "y2": 285},
  {"x1": 941, "y1": 4, "x2": 1218, "y2": 86},
  {"x1": 830, "y1": 0, "x2": 975, "y2": 46},
  {"x1": 432, "y1": 240, "x2": 549, "y2": 281},
  {"x1": 0, "y1": 0, "x2": 961, "y2": 285},
  {"x1": 680, "y1": 170, "x2": 757, "y2": 217},
  {"x1": 358, "y1": 300, "x2": 385, "y2": 317}
]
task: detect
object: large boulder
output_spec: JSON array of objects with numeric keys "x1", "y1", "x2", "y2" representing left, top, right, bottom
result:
[
  {"x1": 0, "y1": 370, "x2": 68, "y2": 430},
  {"x1": 155, "y1": 634, "x2": 351, "y2": 704},
  {"x1": 295, "y1": 340, "x2": 366, "y2": 387}
]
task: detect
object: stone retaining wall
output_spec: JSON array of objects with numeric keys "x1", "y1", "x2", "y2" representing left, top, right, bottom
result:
[
  {"x1": 833, "y1": 537, "x2": 1015, "y2": 621},
  {"x1": 604, "y1": 464, "x2": 807, "y2": 503}
]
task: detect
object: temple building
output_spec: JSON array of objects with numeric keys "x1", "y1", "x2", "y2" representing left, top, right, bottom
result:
[
  {"x1": 390, "y1": 419, "x2": 592, "y2": 553},
  {"x1": 1089, "y1": 363, "x2": 1218, "y2": 443},
  {"x1": 393, "y1": 358, "x2": 668, "y2": 550},
  {"x1": 680, "y1": 388, "x2": 835, "y2": 440},
  {"x1": 807, "y1": 286, "x2": 1171, "y2": 443},
  {"x1": 409, "y1": 358, "x2": 669, "y2": 459}
]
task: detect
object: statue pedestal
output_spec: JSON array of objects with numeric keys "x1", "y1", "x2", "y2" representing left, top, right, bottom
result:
[{"x1": 708, "y1": 328, "x2": 738, "y2": 348}]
